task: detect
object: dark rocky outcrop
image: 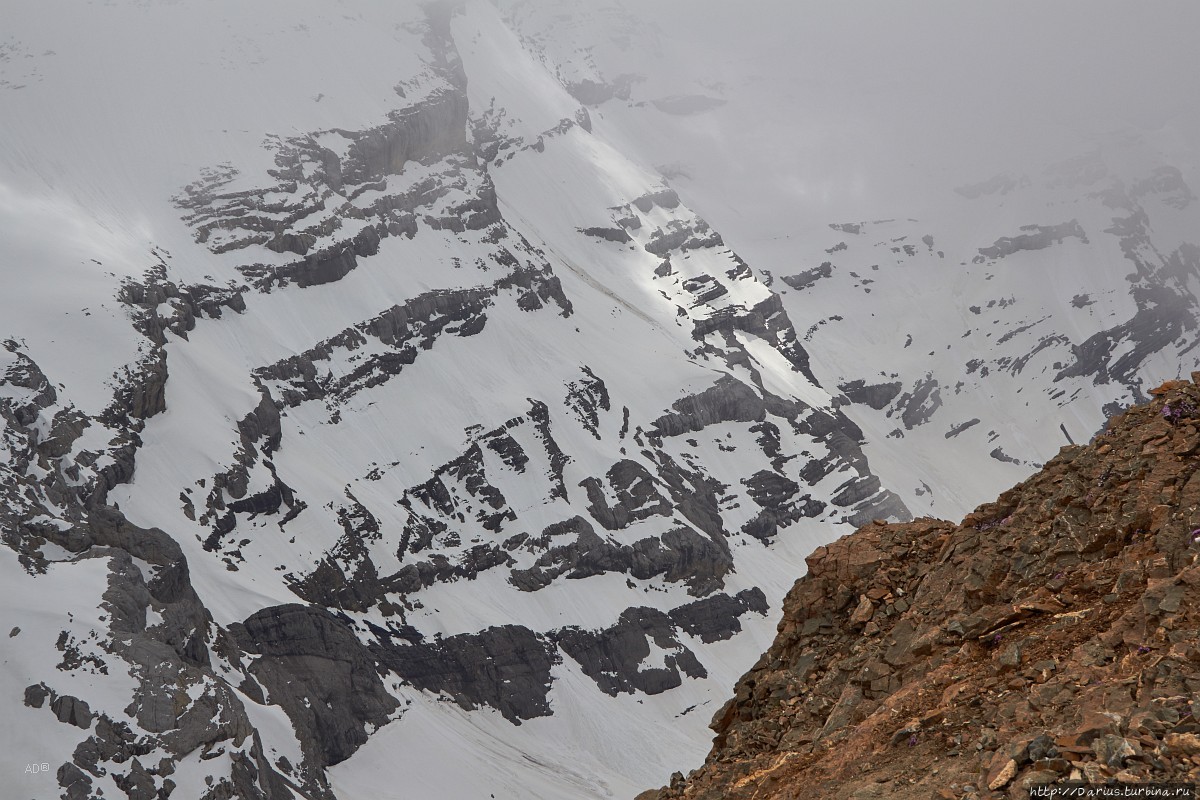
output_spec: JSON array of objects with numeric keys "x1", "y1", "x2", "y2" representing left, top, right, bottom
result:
[
  {"x1": 945, "y1": 417, "x2": 981, "y2": 438},
  {"x1": 579, "y1": 225, "x2": 632, "y2": 243},
  {"x1": 977, "y1": 220, "x2": 1088, "y2": 260},
  {"x1": 50, "y1": 694, "x2": 93, "y2": 729},
  {"x1": 781, "y1": 261, "x2": 833, "y2": 291},
  {"x1": 839, "y1": 379, "x2": 903, "y2": 411},
  {"x1": 340, "y1": 91, "x2": 470, "y2": 185},
  {"x1": 1051, "y1": 194, "x2": 1200, "y2": 394},
  {"x1": 373, "y1": 624, "x2": 557, "y2": 723},
  {"x1": 581, "y1": 460, "x2": 673, "y2": 530},
  {"x1": 645, "y1": 219, "x2": 721, "y2": 257},
  {"x1": 565, "y1": 366, "x2": 611, "y2": 439},
  {"x1": 691, "y1": 293, "x2": 821, "y2": 387},
  {"x1": 668, "y1": 589, "x2": 769, "y2": 644},
  {"x1": 566, "y1": 73, "x2": 640, "y2": 105},
  {"x1": 1056, "y1": 281, "x2": 1197, "y2": 391},
  {"x1": 235, "y1": 604, "x2": 398, "y2": 767},
  {"x1": 681, "y1": 274, "x2": 728, "y2": 304},
  {"x1": 556, "y1": 607, "x2": 707, "y2": 697},
  {"x1": 632, "y1": 188, "x2": 682, "y2": 212},
  {"x1": 740, "y1": 469, "x2": 826, "y2": 541},
  {"x1": 649, "y1": 373, "x2": 909, "y2": 530},
  {"x1": 892, "y1": 374, "x2": 942, "y2": 429},
  {"x1": 651, "y1": 376, "x2": 766, "y2": 437},
  {"x1": 510, "y1": 517, "x2": 733, "y2": 597},
  {"x1": 117, "y1": 260, "x2": 246, "y2": 346}
]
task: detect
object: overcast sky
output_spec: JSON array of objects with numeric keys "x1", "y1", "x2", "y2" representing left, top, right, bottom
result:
[
  {"x1": 662, "y1": 0, "x2": 1200, "y2": 131},
  {"x1": 600, "y1": 0, "x2": 1200, "y2": 220}
]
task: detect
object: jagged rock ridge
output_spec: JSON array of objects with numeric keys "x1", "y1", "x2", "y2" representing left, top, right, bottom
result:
[{"x1": 643, "y1": 377, "x2": 1200, "y2": 799}]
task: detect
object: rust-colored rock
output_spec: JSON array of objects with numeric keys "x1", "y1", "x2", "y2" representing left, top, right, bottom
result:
[
  {"x1": 986, "y1": 757, "x2": 1017, "y2": 790},
  {"x1": 849, "y1": 594, "x2": 876, "y2": 625},
  {"x1": 643, "y1": 381, "x2": 1200, "y2": 799},
  {"x1": 1165, "y1": 733, "x2": 1200, "y2": 756}
]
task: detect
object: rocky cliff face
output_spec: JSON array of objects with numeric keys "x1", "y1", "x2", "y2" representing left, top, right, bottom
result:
[{"x1": 643, "y1": 376, "x2": 1200, "y2": 799}]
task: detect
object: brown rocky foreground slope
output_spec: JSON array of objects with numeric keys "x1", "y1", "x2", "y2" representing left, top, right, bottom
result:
[{"x1": 641, "y1": 378, "x2": 1200, "y2": 800}]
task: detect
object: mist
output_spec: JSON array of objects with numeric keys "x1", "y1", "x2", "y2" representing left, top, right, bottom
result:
[{"x1": 554, "y1": 0, "x2": 1200, "y2": 224}]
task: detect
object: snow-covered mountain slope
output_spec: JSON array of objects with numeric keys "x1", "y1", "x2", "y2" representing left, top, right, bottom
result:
[
  {"x1": 767, "y1": 148, "x2": 1200, "y2": 517},
  {"x1": 1, "y1": 2, "x2": 1198, "y2": 799},
  {"x1": 490, "y1": 0, "x2": 1200, "y2": 516}
]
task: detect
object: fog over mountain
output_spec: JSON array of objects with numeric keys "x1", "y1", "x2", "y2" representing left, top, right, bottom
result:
[
  {"x1": 2, "y1": 2, "x2": 1199, "y2": 799},
  {"x1": 502, "y1": 2, "x2": 1200, "y2": 203}
]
